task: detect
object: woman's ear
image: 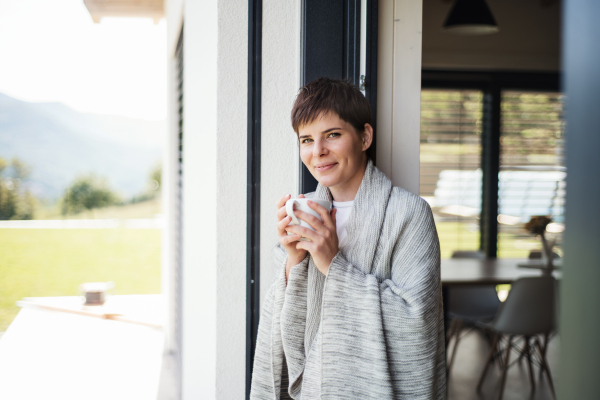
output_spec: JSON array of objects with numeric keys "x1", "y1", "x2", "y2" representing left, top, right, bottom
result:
[{"x1": 362, "y1": 123, "x2": 374, "y2": 151}]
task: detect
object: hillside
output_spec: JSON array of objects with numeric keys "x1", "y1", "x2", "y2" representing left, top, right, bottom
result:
[{"x1": 0, "y1": 93, "x2": 163, "y2": 198}]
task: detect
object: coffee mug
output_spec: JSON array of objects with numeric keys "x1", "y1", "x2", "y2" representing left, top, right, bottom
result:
[
  {"x1": 286, "y1": 198, "x2": 332, "y2": 241},
  {"x1": 79, "y1": 281, "x2": 115, "y2": 306}
]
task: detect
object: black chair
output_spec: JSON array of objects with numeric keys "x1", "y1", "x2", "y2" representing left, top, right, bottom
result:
[
  {"x1": 529, "y1": 250, "x2": 560, "y2": 260},
  {"x1": 446, "y1": 251, "x2": 501, "y2": 375}
]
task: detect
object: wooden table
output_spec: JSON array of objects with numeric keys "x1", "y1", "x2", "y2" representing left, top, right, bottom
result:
[{"x1": 441, "y1": 258, "x2": 561, "y2": 286}]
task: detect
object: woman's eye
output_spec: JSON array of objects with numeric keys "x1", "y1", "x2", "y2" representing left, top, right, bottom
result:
[
  {"x1": 328, "y1": 132, "x2": 340, "y2": 138},
  {"x1": 301, "y1": 138, "x2": 313, "y2": 144}
]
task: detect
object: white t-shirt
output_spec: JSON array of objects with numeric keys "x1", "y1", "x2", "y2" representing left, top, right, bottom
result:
[{"x1": 333, "y1": 200, "x2": 354, "y2": 249}]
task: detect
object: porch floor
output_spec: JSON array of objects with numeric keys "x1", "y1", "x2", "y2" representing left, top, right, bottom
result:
[
  {"x1": 0, "y1": 296, "x2": 164, "y2": 400},
  {"x1": 448, "y1": 330, "x2": 559, "y2": 400}
]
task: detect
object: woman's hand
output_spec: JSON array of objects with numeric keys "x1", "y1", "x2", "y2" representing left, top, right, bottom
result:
[
  {"x1": 285, "y1": 200, "x2": 338, "y2": 276},
  {"x1": 277, "y1": 194, "x2": 307, "y2": 282}
]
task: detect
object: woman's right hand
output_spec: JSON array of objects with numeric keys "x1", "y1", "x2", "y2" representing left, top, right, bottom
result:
[{"x1": 277, "y1": 194, "x2": 307, "y2": 280}]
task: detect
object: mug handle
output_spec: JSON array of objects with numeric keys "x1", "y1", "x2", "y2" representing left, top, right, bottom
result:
[{"x1": 285, "y1": 199, "x2": 301, "y2": 225}]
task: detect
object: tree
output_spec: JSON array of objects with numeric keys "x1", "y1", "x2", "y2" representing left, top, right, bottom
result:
[
  {"x1": 0, "y1": 157, "x2": 36, "y2": 220},
  {"x1": 131, "y1": 163, "x2": 162, "y2": 204},
  {"x1": 150, "y1": 163, "x2": 161, "y2": 189},
  {"x1": 61, "y1": 175, "x2": 121, "y2": 215}
]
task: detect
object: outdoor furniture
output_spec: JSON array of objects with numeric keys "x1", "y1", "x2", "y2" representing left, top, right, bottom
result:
[
  {"x1": 445, "y1": 251, "x2": 502, "y2": 376},
  {"x1": 476, "y1": 276, "x2": 557, "y2": 400},
  {"x1": 434, "y1": 169, "x2": 565, "y2": 222}
]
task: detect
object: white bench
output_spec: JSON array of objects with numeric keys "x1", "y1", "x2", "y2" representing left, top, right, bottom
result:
[{"x1": 433, "y1": 169, "x2": 566, "y2": 223}]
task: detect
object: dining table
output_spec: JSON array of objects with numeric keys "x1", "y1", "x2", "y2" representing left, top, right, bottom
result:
[
  {"x1": 441, "y1": 257, "x2": 561, "y2": 286},
  {"x1": 440, "y1": 257, "x2": 561, "y2": 326}
]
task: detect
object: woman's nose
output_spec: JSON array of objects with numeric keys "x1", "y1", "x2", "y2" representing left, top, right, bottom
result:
[{"x1": 313, "y1": 139, "x2": 328, "y2": 157}]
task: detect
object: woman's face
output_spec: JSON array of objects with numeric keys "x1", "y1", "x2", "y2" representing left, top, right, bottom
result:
[{"x1": 298, "y1": 112, "x2": 372, "y2": 194}]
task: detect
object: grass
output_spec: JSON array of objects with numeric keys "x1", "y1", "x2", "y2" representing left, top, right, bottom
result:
[{"x1": 0, "y1": 228, "x2": 161, "y2": 332}]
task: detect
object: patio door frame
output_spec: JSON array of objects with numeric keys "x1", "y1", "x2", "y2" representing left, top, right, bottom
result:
[
  {"x1": 244, "y1": 2, "x2": 378, "y2": 398},
  {"x1": 300, "y1": 0, "x2": 379, "y2": 194},
  {"x1": 246, "y1": 0, "x2": 262, "y2": 397}
]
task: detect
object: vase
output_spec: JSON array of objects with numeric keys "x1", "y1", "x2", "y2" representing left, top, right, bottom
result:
[{"x1": 540, "y1": 232, "x2": 554, "y2": 273}]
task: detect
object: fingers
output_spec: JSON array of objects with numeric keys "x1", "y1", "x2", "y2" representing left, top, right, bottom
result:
[
  {"x1": 276, "y1": 194, "x2": 292, "y2": 223},
  {"x1": 277, "y1": 205, "x2": 289, "y2": 222},
  {"x1": 293, "y1": 209, "x2": 321, "y2": 230},
  {"x1": 277, "y1": 215, "x2": 293, "y2": 235},
  {"x1": 295, "y1": 239, "x2": 320, "y2": 256},
  {"x1": 295, "y1": 240, "x2": 312, "y2": 253},
  {"x1": 299, "y1": 194, "x2": 305, "y2": 198},
  {"x1": 276, "y1": 194, "x2": 291, "y2": 210},
  {"x1": 280, "y1": 232, "x2": 302, "y2": 246},
  {"x1": 285, "y1": 224, "x2": 318, "y2": 242},
  {"x1": 306, "y1": 200, "x2": 334, "y2": 227}
]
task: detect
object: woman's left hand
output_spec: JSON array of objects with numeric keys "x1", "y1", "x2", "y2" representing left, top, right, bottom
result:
[{"x1": 285, "y1": 200, "x2": 338, "y2": 276}]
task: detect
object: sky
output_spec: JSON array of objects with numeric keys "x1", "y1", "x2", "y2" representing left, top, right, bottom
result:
[{"x1": 0, "y1": 0, "x2": 167, "y2": 121}]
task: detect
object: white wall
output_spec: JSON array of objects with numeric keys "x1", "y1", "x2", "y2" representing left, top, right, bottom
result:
[
  {"x1": 214, "y1": 0, "x2": 248, "y2": 397},
  {"x1": 181, "y1": 0, "x2": 218, "y2": 395},
  {"x1": 422, "y1": 0, "x2": 561, "y2": 71},
  {"x1": 259, "y1": 0, "x2": 302, "y2": 302},
  {"x1": 165, "y1": 0, "x2": 248, "y2": 398},
  {"x1": 376, "y1": 0, "x2": 423, "y2": 195}
]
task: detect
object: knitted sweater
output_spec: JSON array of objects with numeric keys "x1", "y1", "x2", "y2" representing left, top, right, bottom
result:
[{"x1": 250, "y1": 160, "x2": 446, "y2": 399}]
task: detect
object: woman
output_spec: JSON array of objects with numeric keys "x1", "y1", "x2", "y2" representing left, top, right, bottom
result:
[{"x1": 251, "y1": 78, "x2": 446, "y2": 399}]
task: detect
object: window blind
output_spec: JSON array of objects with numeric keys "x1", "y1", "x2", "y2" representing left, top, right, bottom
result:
[{"x1": 420, "y1": 90, "x2": 483, "y2": 259}]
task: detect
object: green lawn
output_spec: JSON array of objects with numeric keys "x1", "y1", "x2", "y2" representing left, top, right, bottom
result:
[{"x1": 0, "y1": 229, "x2": 161, "y2": 332}]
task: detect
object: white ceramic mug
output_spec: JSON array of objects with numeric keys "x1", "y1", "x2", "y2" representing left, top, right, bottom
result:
[
  {"x1": 285, "y1": 198, "x2": 332, "y2": 241},
  {"x1": 79, "y1": 281, "x2": 115, "y2": 306}
]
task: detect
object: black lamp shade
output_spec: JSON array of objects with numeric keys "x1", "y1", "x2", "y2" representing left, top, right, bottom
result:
[{"x1": 443, "y1": 0, "x2": 499, "y2": 35}]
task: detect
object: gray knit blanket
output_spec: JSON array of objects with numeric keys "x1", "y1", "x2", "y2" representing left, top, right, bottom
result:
[{"x1": 251, "y1": 160, "x2": 446, "y2": 399}]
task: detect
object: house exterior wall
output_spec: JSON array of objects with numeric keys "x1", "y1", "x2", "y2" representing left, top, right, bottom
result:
[
  {"x1": 166, "y1": 0, "x2": 248, "y2": 398},
  {"x1": 180, "y1": 0, "x2": 219, "y2": 396},
  {"x1": 376, "y1": 0, "x2": 423, "y2": 195},
  {"x1": 214, "y1": 0, "x2": 248, "y2": 397},
  {"x1": 259, "y1": 0, "x2": 302, "y2": 303}
]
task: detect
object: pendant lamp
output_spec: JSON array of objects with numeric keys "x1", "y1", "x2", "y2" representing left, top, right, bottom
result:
[{"x1": 443, "y1": 0, "x2": 499, "y2": 35}]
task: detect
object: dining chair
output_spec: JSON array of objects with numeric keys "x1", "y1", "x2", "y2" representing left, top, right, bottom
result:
[
  {"x1": 529, "y1": 250, "x2": 560, "y2": 260},
  {"x1": 476, "y1": 276, "x2": 557, "y2": 400},
  {"x1": 446, "y1": 251, "x2": 501, "y2": 376}
]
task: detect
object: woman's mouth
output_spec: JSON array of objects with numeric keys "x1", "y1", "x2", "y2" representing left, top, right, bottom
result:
[{"x1": 315, "y1": 163, "x2": 337, "y2": 172}]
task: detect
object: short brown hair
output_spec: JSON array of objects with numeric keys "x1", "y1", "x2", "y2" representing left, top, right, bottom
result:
[{"x1": 291, "y1": 77, "x2": 372, "y2": 135}]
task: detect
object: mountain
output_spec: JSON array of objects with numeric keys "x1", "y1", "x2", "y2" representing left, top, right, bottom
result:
[{"x1": 0, "y1": 93, "x2": 163, "y2": 199}]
